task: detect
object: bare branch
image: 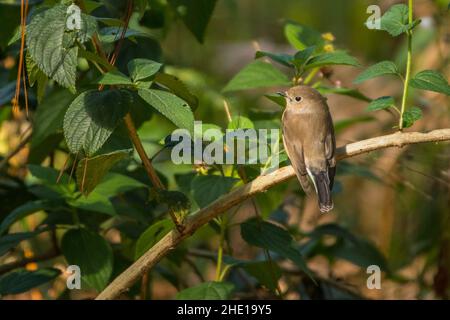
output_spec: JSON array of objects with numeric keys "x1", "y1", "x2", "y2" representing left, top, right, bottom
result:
[{"x1": 96, "y1": 128, "x2": 450, "y2": 300}]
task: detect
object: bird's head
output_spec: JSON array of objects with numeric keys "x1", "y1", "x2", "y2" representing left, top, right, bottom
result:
[{"x1": 277, "y1": 85, "x2": 326, "y2": 107}]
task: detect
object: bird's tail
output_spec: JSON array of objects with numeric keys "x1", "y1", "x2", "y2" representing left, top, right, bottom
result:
[{"x1": 307, "y1": 169, "x2": 333, "y2": 213}]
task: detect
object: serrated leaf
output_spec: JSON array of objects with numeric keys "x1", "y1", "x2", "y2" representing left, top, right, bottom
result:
[
  {"x1": 378, "y1": 4, "x2": 420, "y2": 37},
  {"x1": 135, "y1": 219, "x2": 174, "y2": 259},
  {"x1": 97, "y1": 70, "x2": 132, "y2": 86},
  {"x1": 366, "y1": 96, "x2": 395, "y2": 111},
  {"x1": 154, "y1": 72, "x2": 199, "y2": 109},
  {"x1": 241, "y1": 218, "x2": 313, "y2": 279},
  {"x1": 63, "y1": 89, "x2": 132, "y2": 156},
  {"x1": 284, "y1": 21, "x2": 324, "y2": 51},
  {"x1": 0, "y1": 268, "x2": 60, "y2": 296},
  {"x1": 76, "y1": 150, "x2": 130, "y2": 196},
  {"x1": 176, "y1": 281, "x2": 234, "y2": 300},
  {"x1": 305, "y1": 51, "x2": 360, "y2": 69},
  {"x1": 61, "y1": 228, "x2": 113, "y2": 292},
  {"x1": 138, "y1": 88, "x2": 195, "y2": 134},
  {"x1": 28, "y1": 164, "x2": 75, "y2": 196},
  {"x1": 26, "y1": 4, "x2": 97, "y2": 91},
  {"x1": 168, "y1": 0, "x2": 217, "y2": 43},
  {"x1": 127, "y1": 58, "x2": 162, "y2": 82},
  {"x1": 191, "y1": 175, "x2": 238, "y2": 208},
  {"x1": 222, "y1": 60, "x2": 291, "y2": 93},
  {"x1": 354, "y1": 61, "x2": 400, "y2": 84},
  {"x1": 409, "y1": 70, "x2": 450, "y2": 95},
  {"x1": 402, "y1": 106, "x2": 422, "y2": 128},
  {"x1": 292, "y1": 46, "x2": 316, "y2": 70},
  {"x1": 255, "y1": 51, "x2": 293, "y2": 68}
]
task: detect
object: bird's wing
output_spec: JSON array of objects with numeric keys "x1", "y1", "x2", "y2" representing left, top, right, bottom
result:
[
  {"x1": 324, "y1": 113, "x2": 336, "y2": 189},
  {"x1": 282, "y1": 122, "x2": 314, "y2": 195}
]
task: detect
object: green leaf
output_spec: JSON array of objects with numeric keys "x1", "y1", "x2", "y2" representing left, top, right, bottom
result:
[
  {"x1": 0, "y1": 268, "x2": 60, "y2": 296},
  {"x1": 127, "y1": 59, "x2": 162, "y2": 82},
  {"x1": 63, "y1": 89, "x2": 132, "y2": 156},
  {"x1": 305, "y1": 51, "x2": 360, "y2": 70},
  {"x1": 316, "y1": 86, "x2": 371, "y2": 102},
  {"x1": 354, "y1": 61, "x2": 400, "y2": 84},
  {"x1": 243, "y1": 261, "x2": 282, "y2": 291},
  {"x1": 191, "y1": 175, "x2": 238, "y2": 208},
  {"x1": 255, "y1": 51, "x2": 293, "y2": 68},
  {"x1": 25, "y1": 52, "x2": 48, "y2": 103},
  {"x1": 31, "y1": 90, "x2": 75, "y2": 147},
  {"x1": 284, "y1": 21, "x2": 324, "y2": 51},
  {"x1": 402, "y1": 106, "x2": 422, "y2": 128},
  {"x1": 98, "y1": 27, "x2": 152, "y2": 43},
  {"x1": 154, "y1": 72, "x2": 199, "y2": 109},
  {"x1": 26, "y1": 4, "x2": 97, "y2": 91},
  {"x1": 222, "y1": 60, "x2": 291, "y2": 93},
  {"x1": 69, "y1": 173, "x2": 146, "y2": 215},
  {"x1": 264, "y1": 93, "x2": 286, "y2": 107},
  {"x1": 76, "y1": 150, "x2": 130, "y2": 196},
  {"x1": 97, "y1": 70, "x2": 133, "y2": 86},
  {"x1": 176, "y1": 281, "x2": 234, "y2": 300},
  {"x1": 138, "y1": 88, "x2": 195, "y2": 134},
  {"x1": 308, "y1": 224, "x2": 389, "y2": 271},
  {"x1": 61, "y1": 228, "x2": 113, "y2": 292},
  {"x1": 366, "y1": 96, "x2": 395, "y2": 111},
  {"x1": 0, "y1": 232, "x2": 37, "y2": 256},
  {"x1": 228, "y1": 116, "x2": 254, "y2": 130},
  {"x1": 292, "y1": 46, "x2": 316, "y2": 70},
  {"x1": 378, "y1": 4, "x2": 420, "y2": 37},
  {"x1": 28, "y1": 164, "x2": 75, "y2": 196},
  {"x1": 241, "y1": 218, "x2": 313, "y2": 278},
  {"x1": 0, "y1": 200, "x2": 51, "y2": 235},
  {"x1": 409, "y1": 70, "x2": 450, "y2": 95},
  {"x1": 135, "y1": 219, "x2": 174, "y2": 259},
  {"x1": 168, "y1": 0, "x2": 218, "y2": 43}
]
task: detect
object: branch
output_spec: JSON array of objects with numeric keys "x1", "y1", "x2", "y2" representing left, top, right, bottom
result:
[
  {"x1": 0, "y1": 250, "x2": 60, "y2": 275},
  {"x1": 96, "y1": 128, "x2": 450, "y2": 300}
]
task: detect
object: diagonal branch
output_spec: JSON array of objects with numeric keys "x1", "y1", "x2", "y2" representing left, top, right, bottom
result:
[{"x1": 96, "y1": 128, "x2": 450, "y2": 300}]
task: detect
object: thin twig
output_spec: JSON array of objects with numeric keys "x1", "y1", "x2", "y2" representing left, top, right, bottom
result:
[{"x1": 95, "y1": 128, "x2": 450, "y2": 299}]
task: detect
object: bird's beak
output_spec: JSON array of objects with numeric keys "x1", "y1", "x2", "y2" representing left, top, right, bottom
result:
[{"x1": 277, "y1": 91, "x2": 291, "y2": 101}]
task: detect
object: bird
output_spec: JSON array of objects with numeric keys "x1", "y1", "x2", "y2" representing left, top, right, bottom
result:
[{"x1": 279, "y1": 85, "x2": 336, "y2": 213}]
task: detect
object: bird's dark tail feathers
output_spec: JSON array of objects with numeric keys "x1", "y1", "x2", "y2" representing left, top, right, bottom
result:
[{"x1": 308, "y1": 169, "x2": 333, "y2": 213}]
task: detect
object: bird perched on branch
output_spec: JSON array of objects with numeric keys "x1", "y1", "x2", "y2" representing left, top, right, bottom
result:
[{"x1": 279, "y1": 85, "x2": 336, "y2": 212}]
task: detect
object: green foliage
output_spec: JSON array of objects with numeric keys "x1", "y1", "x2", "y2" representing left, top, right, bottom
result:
[
  {"x1": 409, "y1": 70, "x2": 450, "y2": 95},
  {"x1": 377, "y1": 4, "x2": 420, "y2": 37},
  {"x1": 366, "y1": 96, "x2": 396, "y2": 112},
  {"x1": 168, "y1": 0, "x2": 218, "y2": 43},
  {"x1": 176, "y1": 281, "x2": 234, "y2": 300},
  {"x1": 304, "y1": 51, "x2": 360, "y2": 69},
  {"x1": 26, "y1": 4, "x2": 96, "y2": 91},
  {"x1": 402, "y1": 106, "x2": 423, "y2": 128},
  {"x1": 284, "y1": 21, "x2": 324, "y2": 51},
  {"x1": 63, "y1": 89, "x2": 132, "y2": 156},
  {"x1": 135, "y1": 219, "x2": 174, "y2": 259},
  {"x1": 61, "y1": 228, "x2": 113, "y2": 292},
  {"x1": 243, "y1": 261, "x2": 282, "y2": 291},
  {"x1": 128, "y1": 59, "x2": 162, "y2": 82},
  {"x1": 138, "y1": 88, "x2": 195, "y2": 134},
  {"x1": 0, "y1": 268, "x2": 61, "y2": 296},
  {"x1": 223, "y1": 60, "x2": 291, "y2": 92},
  {"x1": 76, "y1": 150, "x2": 130, "y2": 196},
  {"x1": 354, "y1": 61, "x2": 400, "y2": 84},
  {"x1": 241, "y1": 218, "x2": 313, "y2": 279},
  {"x1": 97, "y1": 70, "x2": 133, "y2": 86},
  {"x1": 191, "y1": 175, "x2": 238, "y2": 208}
]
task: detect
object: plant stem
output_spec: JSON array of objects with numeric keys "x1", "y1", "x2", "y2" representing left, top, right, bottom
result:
[
  {"x1": 215, "y1": 217, "x2": 226, "y2": 281},
  {"x1": 399, "y1": 0, "x2": 414, "y2": 130},
  {"x1": 303, "y1": 67, "x2": 319, "y2": 85}
]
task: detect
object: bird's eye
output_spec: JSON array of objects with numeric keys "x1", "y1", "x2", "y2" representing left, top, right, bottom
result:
[{"x1": 295, "y1": 96, "x2": 302, "y2": 102}]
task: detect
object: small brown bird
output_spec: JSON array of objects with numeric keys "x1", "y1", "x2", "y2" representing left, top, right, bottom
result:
[{"x1": 279, "y1": 85, "x2": 336, "y2": 212}]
